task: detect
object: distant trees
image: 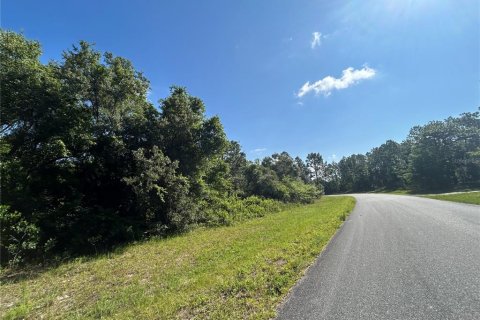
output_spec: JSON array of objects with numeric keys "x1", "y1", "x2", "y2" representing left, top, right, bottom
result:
[
  {"x1": 337, "y1": 154, "x2": 370, "y2": 192},
  {"x1": 367, "y1": 140, "x2": 407, "y2": 190},
  {"x1": 316, "y1": 112, "x2": 480, "y2": 194},
  {"x1": 246, "y1": 152, "x2": 320, "y2": 203},
  {"x1": 408, "y1": 113, "x2": 480, "y2": 190},
  {"x1": 306, "y1": 153, "x2": 325, "y2": 189}
]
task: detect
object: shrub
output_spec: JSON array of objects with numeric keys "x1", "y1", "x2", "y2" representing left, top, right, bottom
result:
[
  {"x1": 0, "y1": 206, "x2": 40, "y2": 266},
  {"x1": 282, "y1": 178, "x2": 321, "y2": 204},
  {"x1": 244, "y1": 164, "x2": 321, "y2": 203},
  {"x1": 199, "y1": 194, "x2": 283, "y2": 227}
]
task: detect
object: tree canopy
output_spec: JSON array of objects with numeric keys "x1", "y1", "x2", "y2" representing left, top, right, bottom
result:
[{"x1": 0, "y1": 31, "x2": 321, "y2": 266}]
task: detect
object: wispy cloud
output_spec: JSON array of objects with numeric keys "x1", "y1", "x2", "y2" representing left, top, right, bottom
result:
[
  {"x1": 311, "y1": 32, "x2": 322, "y2": 49},
  {"x1": 297, "y1": 66, "x2": 376, "y2": 98},
  {"x1": 251, "y1": 148, "x2": 267, "y2": 154},
  {"x1": 328, "y1": 154, "x2": 337, "y2": 161}
]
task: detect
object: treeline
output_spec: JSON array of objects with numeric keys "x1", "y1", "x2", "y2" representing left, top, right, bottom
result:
[
  {"x1": 0, "y1": 31, "x2": 320, "y2": 265},
  {"x1": 313, "y1": 112, "x2": 480, "y2": 194},
  {"x1": 1, "y1": 31, "x2": 479, "y2": 266}
]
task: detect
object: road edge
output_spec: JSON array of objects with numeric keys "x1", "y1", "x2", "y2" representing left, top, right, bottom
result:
[{"x1": 273, "y1": 196, "x2": 358, "y2": 318}]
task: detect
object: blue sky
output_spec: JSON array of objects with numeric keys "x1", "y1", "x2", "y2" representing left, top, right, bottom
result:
[{"x1": 2, "y1": 0, "x2": 479, "y2": 161}]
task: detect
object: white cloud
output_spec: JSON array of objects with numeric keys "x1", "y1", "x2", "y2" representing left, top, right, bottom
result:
[
  {"x1": 251, "y1": 148, "x2": 267, "y2": 154},
  {"x1": 311, "y1": 32, "x2": 322, "y2": 49},
  {"x1": 297, "y1": 66, "x2": 376, "y2": 98}
]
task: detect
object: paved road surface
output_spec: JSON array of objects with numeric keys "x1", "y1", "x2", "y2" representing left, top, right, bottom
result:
[{"x1": 276, "y1": 194, "x2": 480, "y2": 320}]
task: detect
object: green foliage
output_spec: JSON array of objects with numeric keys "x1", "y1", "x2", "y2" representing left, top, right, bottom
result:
[
  {"x1": 223, "y1": 141, "x2": 248, "y2": 195},
  {"x1": 0, "y1": 31, "x2": 222, "y2": 264},
  {"x1": 124, "y1": 147, "x2": 194, "y2": 233},
  {"x1": 367, "y1": 140, "x2": 407, "y2": 190},
  {"x1": 244, "y1": 164, "x2": 281, "y2": 199},
  {"x1": 0, "y1": 31, "x2": 319, "y2": 266},
  {"x1": 262, "y1": 152, "x2": 298, "y2": 179},
  {"x1": 320, "y1": 111, "x2": 479, "y2": 194},
  {"x1": 2, "y1": 30, "x2": 477, "y2": 267},
  {"x1": 281, "y1": 178, "x2": 321, "y2": 203},
  {"x1": 199, "y1": 195, "x2": 283, "y2": 226},
  {"x1": 322, "y1": 162, "x2": 341, "y2": 194},
  {"x1": 408, "y1": 112, "x2": 480, "y2": 191},
  {"x1": 243, "y1": 163, "x2": 320, "y2": 203},
  {"x1": 159, "y1": 86, "x2": 228, "y2": 190},
  {"x1": 0, "y1": 197, "x2": 355, "y2": 319},
  {"x1": 306, "y1": 152, "x2": 325, "y2": 187},
  {"x1": 0, "y1": 206, "x2": 39, "y2": 266},
  {"x1": 338, "y1": 154, "x2": 370, "y2": 192}
]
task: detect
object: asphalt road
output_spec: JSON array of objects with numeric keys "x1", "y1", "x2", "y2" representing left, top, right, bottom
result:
[{"x1": 276, "y1": 194, "x2": 480, "y2": 320}]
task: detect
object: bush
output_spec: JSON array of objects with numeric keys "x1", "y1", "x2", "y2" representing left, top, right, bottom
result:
[
  {"x1": 282, "y1": 178, "x2": 321, "y2": 204},
  {"x1": 244, "y1": 164, "x2": 321, "y2": 203},
  {"x1": 124, "y1": 146, "x2": 196, "y2": 233},
  {"x1": 199, "y1": 194, "x2": 283, "y2": 226},
  {"x1": 0, "y1": 206, "x2": 40, "y2": 266}
]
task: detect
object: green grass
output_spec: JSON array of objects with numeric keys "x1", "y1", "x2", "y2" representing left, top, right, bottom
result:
[
  {"x1": 0, "y1": 196, "x2": 355, "y2": 320},
  {"x1": 372, "y1": 189, "x2": 412, "y2": 195},
  {"x1": 421, "y1": 191, "x2": 480, "y2": 205}
]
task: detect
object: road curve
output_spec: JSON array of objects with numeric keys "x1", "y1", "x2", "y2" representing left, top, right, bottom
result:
[{"x1": 276, "y1": 194, "x2": 480, "y2": 320}]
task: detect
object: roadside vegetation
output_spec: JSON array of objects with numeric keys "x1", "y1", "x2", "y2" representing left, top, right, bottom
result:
[
  {"x1": 371, "y1": 189, "x2": 412, "y2": 195},
  {"x1": 1, "y1": 196, "x2": 355, "y2": 320},
  {"x1": 421, "y1": 191, "x2": 480, "y2": 205},
  {"x1": 1, "y1": 31, "x2": 321, "y2": 267},
  {"x1": 1, "y1": 30, "x2": 478, "y2": 272}
]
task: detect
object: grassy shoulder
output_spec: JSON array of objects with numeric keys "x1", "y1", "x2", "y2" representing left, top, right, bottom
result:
[
  {"x1": 421, "y1": 191, "x2": 480, "y2": 205},
  {"x1": 1, "y1": 196, "x2": 355, "y2": 320},
  {"x1": 370, "y1": 189, "x2": 412, "y2": 195}
]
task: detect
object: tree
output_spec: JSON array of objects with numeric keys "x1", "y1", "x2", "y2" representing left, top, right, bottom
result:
[
  {"x1": 0, "y1": 30, "x2": 322, "y2": 266},
  {"x1": 223, "y1": 141, "x2": 248, "y2": 195},
  {"x1": 367, "y1": 140, "x2": 406, "y2": 190},
  {"x1": 158, "y1": 87, "x2": 228, "y2": 194},
  {"x1": 262, "y1": 151, "x2": 298, "y2": 180},
  {"x1": 124, "y1": 147, "x2": 193, "y2": 233},
  {"x1": 1, "y1": 32, "x2": 199, "y2": 260},
  {"x1": 338, "y1": 154, "x2": 370, "y2": 192},
  {"x1": 306, "y1": 153, "x2": 325, "y2": 188},
  {"x1": 408, "y1": 111, "x2": 480, "y2": 191},
  {"x1": 294, "y1": 156, "x2": 310, "y2": 183},
  {"x1": 322, "y1": 162, "x2": 342, "y2": 194}
]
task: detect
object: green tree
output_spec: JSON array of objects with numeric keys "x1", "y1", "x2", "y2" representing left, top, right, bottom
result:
[
  {"x1": 294, "y1": 156, "x2": 310, "y2": 183},
  {"x1": 338, "y1": 154, "x2": 370, "y2": 192},
  {"x1": 367, "y1": 140, "x2": 406, "y2": 190},
  {"x1": 124, "y1": 147, "x2": 193, "y2": 233},
  {"x1": 223, "y1": 141, "x2": 248, "y2": 195},
  {"x1": 322, "y1": 162, "x2": 342, "y2": 194},
  {"x1": 408, "y1": 111, "x2": 480, "y2": 191},
  {"x1": 158, "y1": 87, "x2": 228, "y2": 194},
  {"x1": 262, "y1": 151, "x2": 298, "y2": 180},
  {"x1": 306, "y1": 152, "x2": 325, "y2": 188}
]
